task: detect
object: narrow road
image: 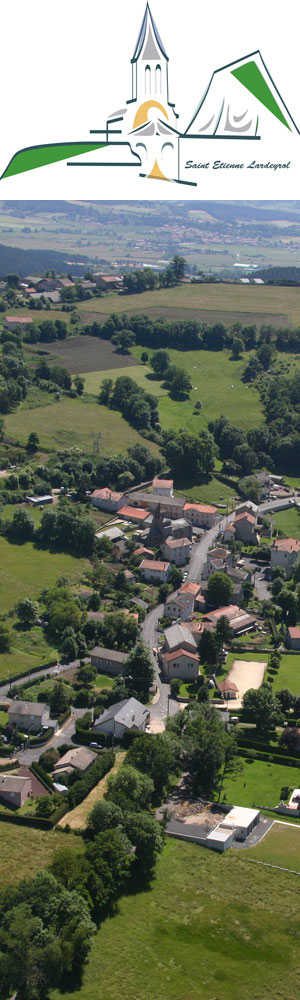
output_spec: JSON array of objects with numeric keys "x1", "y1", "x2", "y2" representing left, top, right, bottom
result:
[
  {"x1": 13, "y1": 708, "x2": 88, "y2": 766},
  {"x1": 141, "y1": 604, "x2": 178, "y2": 727},
  {"x1": 0, "y1": 659, "x2": 88, "y2": 701}
]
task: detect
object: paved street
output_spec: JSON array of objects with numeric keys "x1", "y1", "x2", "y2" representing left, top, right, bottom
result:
[
  {"x1": 12, "y1": 708, "x2": 87, "y2": 767},
  {"x1": 141, "y1": 604, "x2": 178, "y2": 728}
]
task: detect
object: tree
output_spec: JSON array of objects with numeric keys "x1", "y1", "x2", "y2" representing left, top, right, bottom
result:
[
  {"x1": 170, "y1": 677, "x2": 181, "y2": 698},
  {"x1": 168, "y1": 368, "x2": 192, "y2": 399},
  {"x1": 86, "y1": 828, "x2": 133, "y2": 911},
  {"x1": 8, "y1": 507, "x2": 35, "y2": 542},
  {"x1": 183, "y1": 703, "x2": 234, "y2": 796},
  {"x1": 207, "y1": 572, "x2": 234, "y2": 608},
  {"x1": 124, "y1": 641, "x2": 154, "y2": 701},
  {"x1": 98, "y1": 378, "x2": 113, "y2": 406},
  {"x1": 106, "y1": 764, "x2": 154, "y2": 812},
  {"x1": 215, "y1": 615, "x2": 233, "y2": 645},
  {"x1": 26, "y1": 431, "x2": 40, "y2": 453},
  {"x1": 127, "y1": 732, "x2": 180, "y2": 797},
  {"x1": 169, "y1": 566, "x2": 183, "y2": 590},
  {"x1": 171, "y1": 255, "x2": 186, "y2": 283},
  {"x1": 141, "y1": 351, "x2": 149, "y2": 364},
  {"x1": 125, "y1": 811, "x2": 164, "y2": 871},
  {"x1": 243, "y1": 686, "x2": 283, "y2": 732},
  {"x1": 86, "y1": 800, "x2": 124, "y2": 839},
  {"x1": 150, "y1": 350, "x2": 171, "y2": 377},
  {"x1": 74, "y1": 375, "x2": 85, "y2": 395},
  {"x1": 100, "y1": 611, "x2": 139, "y2": 652},
  {"x1": 231, "y1": 337, "x2": 244, "y2": 358},
  {"x1": 0, "y1": 623, "x2": 11, "y2": 653},
  {"x1": 198, "y1": 629, "x2": 220, "y2": 670},
  {"x1": 112, "y1": 329, "x2": 136, "y2": 352},
  {"x1": 16, "y1": 598, "x2": 39, "y2": 627},
  {"x1": 50, "y1": 680, "x2": 72, "y2": 716}
]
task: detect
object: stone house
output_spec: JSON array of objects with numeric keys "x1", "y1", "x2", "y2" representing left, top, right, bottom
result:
[
  {"x1": 8, "y1": 701, "x2": 52, "y2": 734},
  {"x1": 0, "y1": 774, "x2": 32, "y2": 809},
  {"x1": 271, "y1": 537, "x2": 300, "y2": 574},
  {"x1": 162, "y1": 648, "x2": 200, "y2": 681},
  {"x1": 90, "y1": 646, "x2": 128, "y2": 676},
  {"x1": 162, "y1": 536, "x2": 192, "y2": 566}
]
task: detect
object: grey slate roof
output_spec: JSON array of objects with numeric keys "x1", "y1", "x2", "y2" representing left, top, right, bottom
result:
[
  {"x1": 164, "y1": 623, "x2": 198, "y2": 651},
  {"x1": 9, "y1": 700, "x2": 49, "y2": 717},
  {"x1": 91, "y1": 647, "x2": 128, "y2": 663},
  {"x1": 94, "y1": 697, "x2": 149, "y2": 731}
]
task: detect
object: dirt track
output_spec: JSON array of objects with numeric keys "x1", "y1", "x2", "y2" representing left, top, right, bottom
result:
[{"x1": 227, "y1": 658, "x2": 267, "y2": 709}]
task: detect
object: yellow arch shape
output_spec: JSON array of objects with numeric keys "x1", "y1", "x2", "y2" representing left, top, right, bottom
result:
[{"x1": 133, "y1": 100, "x2": 168, "y2": 130}]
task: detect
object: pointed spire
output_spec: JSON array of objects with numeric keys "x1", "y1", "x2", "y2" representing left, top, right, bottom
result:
[{"x1": 132, "y1": 4, "x2": 168, "y2": 63}]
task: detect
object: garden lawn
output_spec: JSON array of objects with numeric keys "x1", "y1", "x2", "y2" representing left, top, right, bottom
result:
[
  {"x1": 93, "y1": 674, "x2": 114, "y2": 690},
  {"x1": 272, "y1": 654, "x2": 300, "y2": 696},
  {"x1": 3, "y1": 396, "x2": 159, "y2": 456},
  {"x1": 273, "y1": 507, "x2": 300, "y2": 541},
  {"x1": 242, "y1": 821, "x2": 300, "y2": 869},
  {"x1": 220, "y1": 757, "x2": 300, "y2": 809},
  {"x1": 0, "y1": 823, "x2": 82, "y2": 888},
  {"x1": 52, "y1": 837, "x2": 300, "y2": 1000}
]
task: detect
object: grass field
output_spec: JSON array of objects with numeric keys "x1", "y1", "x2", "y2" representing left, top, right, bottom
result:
[
  {"x1": 26, "y1": 336, "x2": 141, "y2": 375},
  {"x1": 0, "y1": 536, "x2": 88, "y2": 613},
  {"x1": 52, "y1": 837, "x2": 300, "y2": 1000},
  {"x1": 78, "y1": 281, "x2": 300, "y2": 325},
  {"x1": 93, "y1": 674, "x2": 114, "y2": 689},
  {"x1": 243, "y1": 822, "x2": 300, "y2": 869},
  {"x1": 3, "y1": 395, "x2": 160, "y2": 456},
  {"x1": 272, "y1": 654, "x2": 300, "y2": 695},
  {"x1": 0, "y1": 823, "x2": 82, "y2": 888},
  {"x1": 59, "y1": 751, "x2": 125, "y2": 830},
  {"x1": 221, "y1": 757, "x2": 300, "y2": 809},
  {"x1": 82, "y1": 346, "x2": 263, "y2": 434},
  {"x1": 273, "y1": 507, "x2": 300, "y2": 541}
]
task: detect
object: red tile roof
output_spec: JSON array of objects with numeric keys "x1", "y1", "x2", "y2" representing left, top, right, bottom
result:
[
  {"x1": 119, "y1": 506, "x2": 151, "y2": 521},
  {"x1": 184, "y1": 503, "x2": 217, "y2": 514},
  {"x1": 234, "y1": 512, "x2": 256, "y2": 524},
  {"x1": 288, "y1": 627, "x2": 300, "y2": 638},
  {"x1": 163, "y1": 648, "x2": 199, "y2": 663},
  {"x1": 140, "y1": 559, "x2": 170, "y2": 572},
  {"x1": 165, "y1": 537, "x2": 191, "y2": 548},
  {"x1": 91, "y1": 488, "x2": 123, "y2": 501},
  {"x1": 273, "y1": 537, "x2": 300, "y2": 552},
  {"x1": 217, "y1": 680, "x2": 238, "y2": 693},
  {"x1": 180, "y1": 582, "x2": 201, "y2": 596},
  {"x1": 153, "y1": 478, "x2": 173, "y2": 489}
]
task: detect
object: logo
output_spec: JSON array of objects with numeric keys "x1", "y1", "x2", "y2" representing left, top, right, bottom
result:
[{"x1": 1, "y1": 3, "x2": 298, "y2": 185}]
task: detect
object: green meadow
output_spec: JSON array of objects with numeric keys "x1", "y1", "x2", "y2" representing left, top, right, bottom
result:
[
  {"x1": 221, "y1": 757, "x2": 300, "y2": 810},
  {"x1": 52, "y1": 837, "x2": 300, "y2": 1000}
]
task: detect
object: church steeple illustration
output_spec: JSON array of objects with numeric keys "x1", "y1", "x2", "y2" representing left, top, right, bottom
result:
[{"x1": 131, "y1": 4, "x2": 170, "y2": 106}]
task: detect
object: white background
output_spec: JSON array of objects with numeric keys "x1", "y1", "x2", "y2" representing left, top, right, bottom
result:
[{"x1": 1, "y1": 0, "x2": 300, "y2": 198}]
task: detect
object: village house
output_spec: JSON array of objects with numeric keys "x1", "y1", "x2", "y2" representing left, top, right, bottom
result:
[
  {"x1": 53, "y1": 747, "x2": 97, "y2": 775},
  {"x1": 202, "y1": 605, "x2": 257, "y2": 636},
  {"x1": 271, "y1": 537, "x2": 300, "y2": 574},
  {"x1": 162, "y1": 536, "x2": 192, "y2": 566},
  {"x1": 232, "y1": 512, "x2": 258, "y2": 545},
  {"x1": 90, "y1": 646, "x2": 128, "y2": 675},
  {"x1": 93, "y1": 273, "x2": 123, "y2": 291},
  {"x1": 35, "y1": 277, "x2": 61, "y2": 292},
  {"x1": 202, "y1": 546, "x2": 233, "y2": 580},
  {"x1": 168, "y1": 518, "x2": 193, "y2": 540},
  {"x1": 152, "y1": 477, "x2": 174, "y2": 496},
  {"x1": 140, "y1": 558, "x2": 171, "y2": 583},
  {"x1": 223, "y1": 523, "x2": 236, "y2": 543},
  {"x1": 0, "y1": 774, "x2": 32, "y2": 809},
  {"x1": 217, "y1": 679, "x2": 239, "y2": 700},
  {"x1": 119, "y1": 505, "x2": 152, "y2": 526},
  {"x1": 163, "y1": 623, "x2": 198, "y2": 655},
  {"x1": 286, "y1": 627, "x2": 300, "y2": 651},
  {"x1": 183, "y1": 503, "x2": 218, "y2": 529},
  {"x1": 4, "y1": 316, "x2": 34, "y2": 331},
  {"x1": 162, "y1": 648, "x2": 200, "y2": 681},
  {"x1": 164, "y1": 590, "x2": 195, "y2": 621},
  {"x1": 8, "y1": 701, "x2": 52, "y2": 734},
  {"x1": 94, "y1": 697, "x2": 149, "y2": 739},
  {"x1": 126, "y1": 491, "x2": 186, "y2": 519},
  {"x1": 235, "y1": 500, "x2": 259, "y2": 518},
  {"x1": 133, "y1": 546, "x2": 155, "y2": 560},
  {"x1": 90, "y1": 488, "x2": 124, "y2": 512}
]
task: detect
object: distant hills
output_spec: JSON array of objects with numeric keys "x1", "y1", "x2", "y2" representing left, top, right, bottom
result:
[{"x1": 0, "y1": 244, "x2": 92, "y2": 279}]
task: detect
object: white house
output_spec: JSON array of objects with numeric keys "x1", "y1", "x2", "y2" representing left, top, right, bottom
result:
[
  {"x1": 152, "y1": 478, "x2": 174, "y2": 496},
  {"x1": 183, "y1": 503, "x2": 218, "y2": 529},
  {"x1": 140, "y1": 558, "x2": 171, "y2": 583},
  {"x1": 8, "y1": 701, "x2": 52, "y2": 734},
  {"x1": 271, "y1": 537, "x2": 300, "y2": 574},
  {"x1": 90, "y1": 488, "x2": 124, "y2": 512},
  {"x1": 164, "y1": 591, "x2": 195, "y2": 621},
  {"x1": 94, "y1": 697, "x2": 149, "y2": 739},
  {"x1": 162, "y1": 536, "x2": 192, "y2": 566}
]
